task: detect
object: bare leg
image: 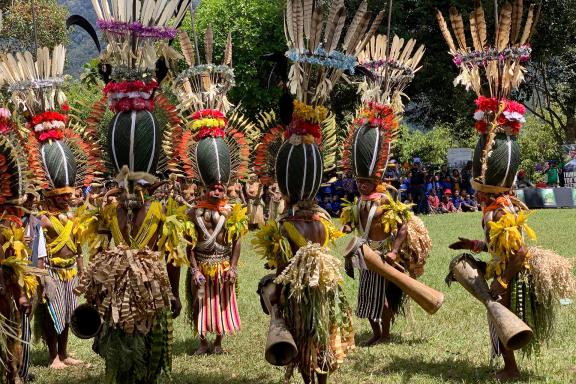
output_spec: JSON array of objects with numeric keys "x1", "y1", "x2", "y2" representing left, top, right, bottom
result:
[
  {"x1": 59, "y1": 326, "x2": 82, "y2": 365},
  {"x1": 362, "y1": 319, "x2": 382, "y2": 346},
  {"x1": 194, "y1": 335, "x2": 210, "y2": 355},
  {"x1": 316, "y1": 372, "x2": 328, "y2": 384},
  {"x1": 213, "y1": 335, "x2": 224, "y2": 354},
  {"x1": 300, "y1": 371, "x2": 312, "y2": 384},
  {"x1": 494, "y1": 288, "x2": 520, "y2": 380},
  {"x1": 44, "y1": 317, "x2": 66, "y2": 369},
  {"x1": 381, "y1": 307, "x2": 394, "y2": 342}
]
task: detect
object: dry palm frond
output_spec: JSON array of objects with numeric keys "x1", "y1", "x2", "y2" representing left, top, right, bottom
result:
[
  {"x1": 0, "y1": 45, "x2": 66, "y2": 115},
  {"x1": 436, "y1": 1, "x2": 539, "y2": 98},
  {"x1": 357, "y1": 34, "x2": 425, "y2": 110},
  {"x1": 528, "y1": 247, "x2": 576, "y2": 306},
  {"x1": 285, "y1": 0, "x2": 384, "y2": 105},
  {"x1": 92, "y1": 0, "x2": 191, "y2": 75}
]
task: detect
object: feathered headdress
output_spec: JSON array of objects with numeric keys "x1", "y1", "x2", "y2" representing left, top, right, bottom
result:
[
  {"x1": 169, "y1": 28, "x2": 252, "y2": 187},
  {"x1": 342, "y1": 34, "x2": 424, "y2": 181},
  {"x1": 175, "y1": 28, "x2": 235, "y2": 114},
  {"x1": 88, "y1": 0, "x2": 187, "y2": 176},
  {"x1": 0, "y1": 108, "x2": 36, "y2": 208},
  {"x1": 92, "y1": 0, "x2": 190, "y2": 81},
  {"x1": 0, "y1": 46, "x2": 103, "y2": 195},
  {"x1": 256, "y1": 0, "x2": 383, "y2": 202},
  {"x1": 436, "y1": 1, "x2": 539, "y2": 193}
]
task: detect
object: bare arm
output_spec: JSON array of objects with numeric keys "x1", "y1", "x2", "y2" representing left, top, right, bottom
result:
[{"x1": 225, "y1": 238, "x2": 241, "y2": 284}]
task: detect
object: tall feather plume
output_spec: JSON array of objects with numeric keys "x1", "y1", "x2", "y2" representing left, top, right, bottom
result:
[
  {"x1": 294, "y1": 0, "x2": 304, "y2": 51},
  {"x1": 178, "y1": 29, "x2": 195, "y2": 67},
  {"x1": 323, "y1": 0, "x2": 344, "y2": 51},
  {"x1": 527, "y1": 2, "x2": 541, "y2": 43},
  {"x1": 285, "y1": 0, "x2": 295, "y2": 46},
  {"x1": 223, "y1": 32, "x2": 233, "y2": 66},
  {"x1": 496, "y1": 3, "x2": 512, "y2": 51},
  {"x1": 329, "y1": 11, "x2": 346, "y2": 53},
  {"x1": 309, "y1": 6, "x2": 323, "y2": 51},
  {"x1": 435, "y1": 9, "x2": 457, "y2": 53},
  {"x1": 303, "y1": 0, "x2": 313, "y2": 40},
  {"x1": 510, "y1": 0, "x2": 523, "y2": 44},
  {"x1": 519, "y1": 4, "x2": 535, "y2": 45},
  {"x1": 342, "y1": 0, "x2": 367, "y2": 52},
  {"x1": 346, "y1": 12, "x2": 371, "y2": 55},
  {"x1": 356, "y1": 9, "x2": 386, "y2": 55},
  {"x1": 475, "y1": 3, "x2": 487, "y2": 49},
  {"x1": 449, "y1": 7, "x2": 467, "y2": 50},
  {"x1": 204, "y1": 25, "x2": 213, "y2": 64},
  {"x1": 469, "y1": 11, "x2": 482, "y2": 52}
]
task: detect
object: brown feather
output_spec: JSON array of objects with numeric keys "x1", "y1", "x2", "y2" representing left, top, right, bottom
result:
[
  {"x1": 475, "y1": 3, "x2": 487, "y2": 49},
  {"x1": 343, "y1": 0, "x2": 367, "y2": 51},
  {"x1": 204, "y1": 25, "x2": 213, "y2": 64},
  {"x1": 223, "y1": 32, "x2": 232, "y2": 66},
  {"x1": 346, "y1": 13, "x2": 371, "y2": 55},
  {"x1": 323, "y1": 0, "x2": 344, "y2": 49},
  {"x1": 449, "y1": 7, "x2": 467, "y2": 50},
  {"x1": 329, "y1": 12, "x2": 347, "y2": 52},
  {"x1": 435, "y1": 9, "x2": 457, "y2": 53},
  {"x1": 294, "y1": 0, "x2": 304, "y2": 51},
  {"x1": 469, "y1": 11, "x2": 482, "y2": 52},
  {"x1": 496, "y1": 3, "x2": 512, "y2": 51},
  {"x1": 325, "y1": 7, "x2": 345, "y2": 52},
  {"x1": 356, "y1": 9, "x2": 385, "y2": 55},
  {"x1": 285, "y1": 0, "x2": 295, "y2": 46},
  {"x1": 527, "y1": 3, "x2": 540, "y2": 43},
  {"x1": 309, "y1": 6, "x2": 323, "y2": 51},
  {"x1": 511, "y1": 0, "x2": 523, "y2": 44},
  {"x1": 519, "y1": 4, "x2": 534, "y2": 45},
  {"x1": 178, "y1": 30, "x2": 195, "y2": 67},
  {"x1": 303, "y1": 0, "x2": 313, "y2": 40}
]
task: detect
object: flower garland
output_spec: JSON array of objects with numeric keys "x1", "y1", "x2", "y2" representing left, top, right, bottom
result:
[
  {"x1": 286, "y1": 47, "x2": 357, "y2": 73},
  {"x1": 354, "y1": 102, "x2": 398, "y2": 131},
  {"x1": 27, "y1": 106, "x2": 69, "y2": 142},
  {"x1": 361, "y1": 59, "x2": 415, "y2": 79},
  {"x1": 176, "y1": 65, "x2": 235, "y2": 87},
  {"x1": 189, "y1": 109, "x2": 227, "y2": 141},
  {"x1": 97, "y1": 20, "x2": 176, "y2": 40},
  {"x1": 0, "y1": 108, "x2": 12, "y2": 134},
  {"x1": 104, "y1": 80, "x2": 159, "y2": 113},
  {"x1": 473, "y1": 96, "x2": 526, "y2": 135},
  {"x1": 453, "y1": 45, "x2": 532, "y2": 67},
  {"x1": 286, "y1": 101, "x2": 328, "y2": 141}
]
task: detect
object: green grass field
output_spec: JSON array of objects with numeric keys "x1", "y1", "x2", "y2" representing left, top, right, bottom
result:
[{"x1": 29, "y1": 209, "x2": 576, "y2": 383}]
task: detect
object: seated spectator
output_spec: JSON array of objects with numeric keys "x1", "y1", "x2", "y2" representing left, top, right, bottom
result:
[
  {"x1": 461, "y1": 192, "x2": 478, "y2": 212},
  {"x1": 451, "y1": 169, "x2": 462, "y2": 193},
  {"x1": 320, "y1": 195, "x2": 333, "y2": 215},
  {"x1": 440, "y1": 175, "x2": 452, "y2": 194},
  {"x1": 342, "y1": 171, "x2": 357, "y2": 201},
  {"x1": 515, "y1": 170, "x2": 533, "y2": 188},
  {"x1": 424, "y1": 174, "x2": 435, "y2": 196},
  {"x1": 428, "y1": 190, "x2": 440, "y2": 213},
  {"x1": 440, "y1": 193, "x2": 458, "y2": 213},
  {"x1": 331, "y1": 195, "x2": 342, "y2": 216},
  {"x1": 452, "y1": 190, "x2": 463, "y2": 211},
  {"x1": 332, "y1": 173, "x2": 345, "y2": 197}
]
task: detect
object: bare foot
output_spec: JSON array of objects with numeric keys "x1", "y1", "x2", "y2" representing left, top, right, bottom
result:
[
  {"x1": 495, "y1": 368, "x2": 520, "y2": 381},
  {"x1": 380, "y1": 334, "x2": 391, "y2": 344},
  {"x1": 49, "y1": 357, "x2": 67, "y2": 370},
  {"x1": 212, "y1": 345, "x2": 226, "y2": 355},
  {"x1": 361, "y1": 334, "x2": 382, "y2": 347},
  {"x1": 62, "y1": 357, "x2": 83, "y2": 366},
  {"x1": 193, "y1": 344, "x2": 210, "y2": 356}
]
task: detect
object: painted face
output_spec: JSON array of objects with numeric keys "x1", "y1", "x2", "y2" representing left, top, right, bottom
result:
[
  {"x1": 357, "y1": 179, "x2": 376, "y2": 196},
  {"x1": 208, "y1": 184, "x2": 226, "y2": 200},
  {"x1": 53, "y1": 193, "x2": 72, "y2": 210}
]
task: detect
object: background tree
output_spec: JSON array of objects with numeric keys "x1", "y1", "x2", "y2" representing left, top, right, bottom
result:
[
  {"x1": 181, "y1": 0, "x2": 286, "y2": 118},
  {"x1": 0, "y1": 0, "x2": 69, "y2": 51}
]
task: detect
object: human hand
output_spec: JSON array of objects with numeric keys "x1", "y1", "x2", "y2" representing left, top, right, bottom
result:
[
  {"x1": 341, "y1": 225, "x2": 353, "y2": 234},
  {"x1": 489, "y1": 278, "x2": 507, "y2": 300},
  {"x1": 385, "y1": 251, "x2": 398, "y2": 264},
  {"x1": 225, "y1": 267, "x2": 237, "y2": 285},
  {"x1": 170, "y1": 297, "x2": 182, "y2": 318},
  {"x1": 449, "y1": 237, "x2": 474, "y2": 251},
  {"x1": 193, "y1": 271, "x2": 206, "y2": 286}
]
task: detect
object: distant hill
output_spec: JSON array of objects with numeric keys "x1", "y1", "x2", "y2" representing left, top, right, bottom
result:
[{"x1": 58, "y1": 0, "x2": 100, "y2": 76}]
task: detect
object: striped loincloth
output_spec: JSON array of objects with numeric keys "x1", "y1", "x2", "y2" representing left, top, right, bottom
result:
[
  {"x1": 192, "y1": 272, "x2": 241, "y2": 336},
  {"x1": 45, "y1": 267, "x2": 78, "y2": 334}
]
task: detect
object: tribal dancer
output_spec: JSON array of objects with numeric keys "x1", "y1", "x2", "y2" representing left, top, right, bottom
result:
[
  {"x1": 0, "y1": 45, "x2": 101, "y2": 370},
  {"x1": 74, "y1": 1, "x2": 194, "y2": 382},
  {"x1": 267, "y1": 182, "x2": 285, "y2": 221},
  {"x1": 171, "y1": 27, "x2": 251, "y2": 355},
  {"x1": 245, "y1": 174, "x2": 264, "y2": 229},
  {"x1": 253, "y1": 2, "x2": 385, "y2": 382},
  {"x1": 0, "y1": 106, "x2": 45, "y2": 383},
  {"x1": 340, "y1": 33, "x2": 431, "y2": 345},
  {"x1": 437, "y1": 3, "x2": 576, "y2": 380}
]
